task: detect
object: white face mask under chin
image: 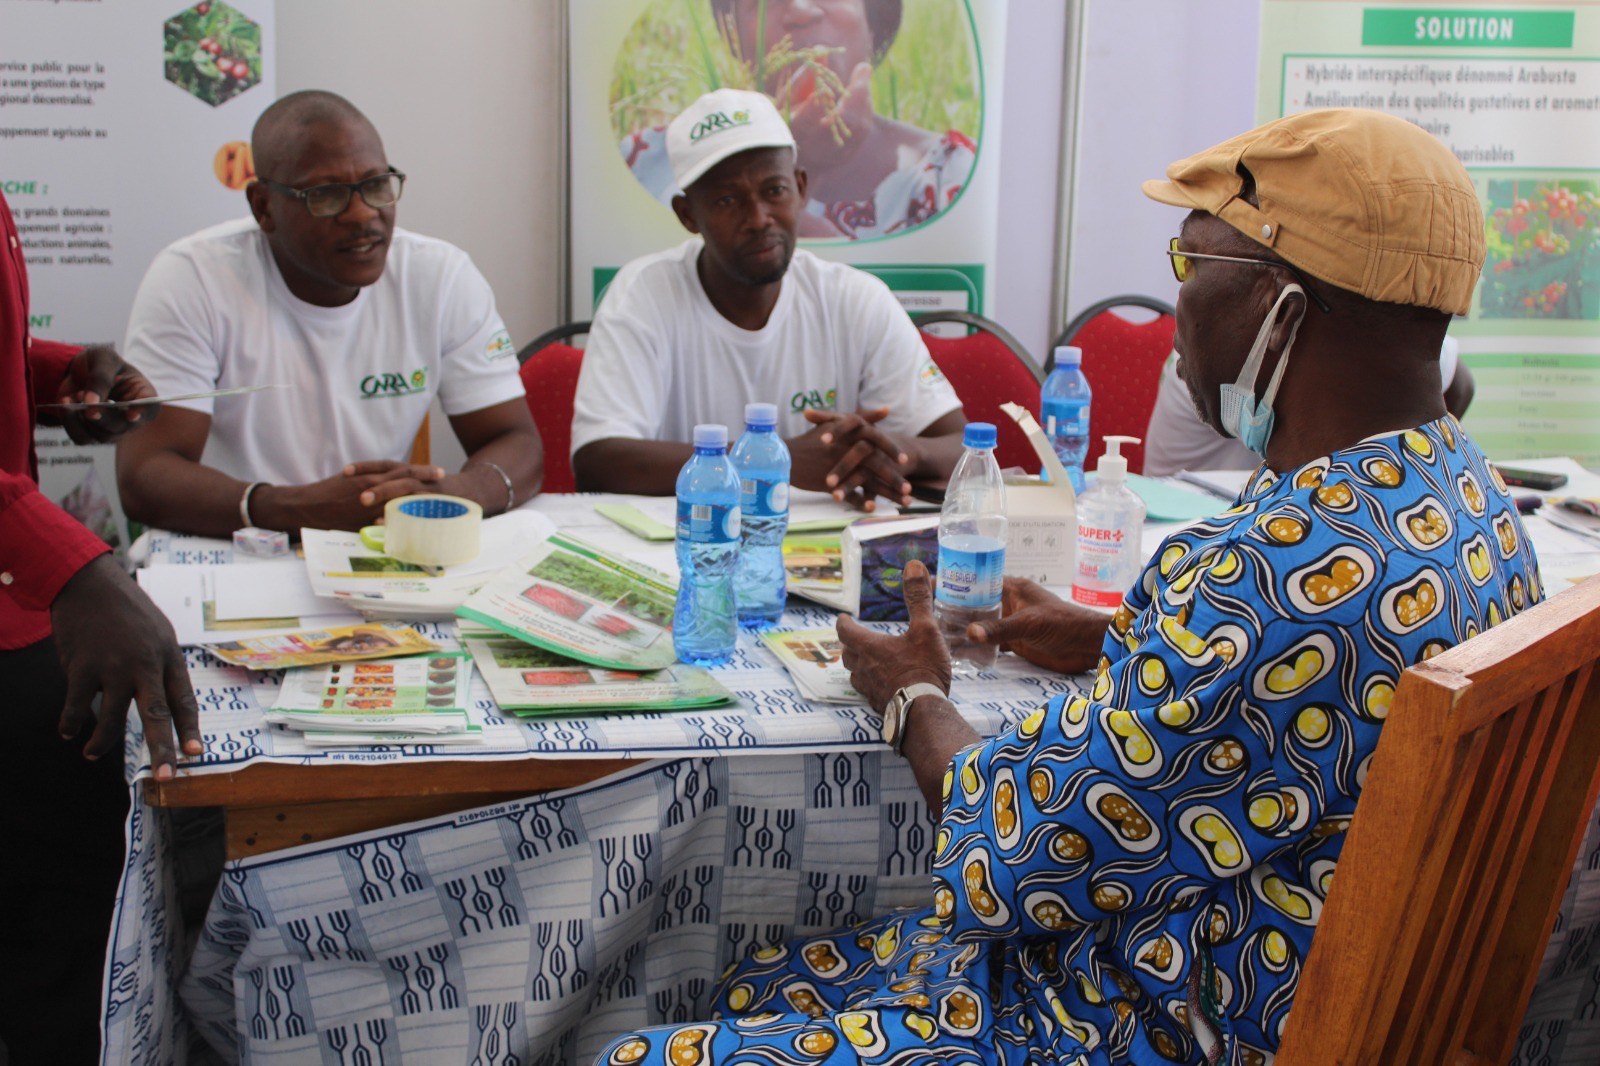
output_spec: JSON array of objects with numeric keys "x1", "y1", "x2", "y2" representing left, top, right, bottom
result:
[{"x1": 1218, "y1": 284, "x2": 1306, "y2": 459}]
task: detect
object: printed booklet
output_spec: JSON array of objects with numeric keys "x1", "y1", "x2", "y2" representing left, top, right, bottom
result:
[
  {"x1": 456, "y1": 533, "x2": 679, "y2": 671},
  {"x1": 205, "y1": 621, "x2": 440, "y2": 670},
  {"x1": 460, "y1": 622, "x2": 733, "y2": 716},
  {"x1": 759, "y1": 628, "x2": 865, "y2": 705},
  {"x1": 266, "y1": 651, "x2": 474, "y2": 734}
]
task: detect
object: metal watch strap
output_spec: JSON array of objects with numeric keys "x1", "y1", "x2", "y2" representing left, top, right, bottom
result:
[{"x1": 889, "y1": 682, "x2": 948, "y2": 755}]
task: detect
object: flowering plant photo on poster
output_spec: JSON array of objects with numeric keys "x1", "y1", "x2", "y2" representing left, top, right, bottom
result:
[
  {"x1": 567, "y1": 0, "x2": 1006, "y2": 319},
  {"x1": 1258, "y1": 0, "x2": 1600, "y2": 466}
]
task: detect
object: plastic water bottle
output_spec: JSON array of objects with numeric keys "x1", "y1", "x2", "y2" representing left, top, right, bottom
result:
[
  {"x1": 936, "y1": 422, "x2": 1007, "y2": 674},
  {"x1": 674, "y1": 424, "x2": 741, "y2": 665},
  {"x1": 1072, "y1": 435, "x2": 1146, "y2": 610},
  {"x1": 731, "y1": 402, "x2": 790, "y2": 626},
  {"x1": 1042, "y1": 345, "x2": 1092, "y2": 492}
]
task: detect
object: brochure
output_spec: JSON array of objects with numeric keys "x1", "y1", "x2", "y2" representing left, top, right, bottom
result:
[
  {"x1": 595, "y1": 488, "x2": 894, "y2": 542},
  {"x1": 759, "y1": 629, "x2": 865, "y2": 705},
  {"x1": 782, "y1": 516, "x2": 940, "y2": 621},
  {"x1": 301, "y1": 510, "x2": 554, "y2": 618},
  {"x1": 266, "y1": 652, "x2": 472, "y2": 732},
  {"x1": 456, "y1": 533, "x2": 679, "y2": 671},
  {"x1": 461, "y1": 623, "x2": 733, "y2": 716},
  {"x1": 784, "y1": 534, "x2": 844, "y2": 591},
  {"x1": 205, "y1": 621, "x2": 440, "y2": 670}
]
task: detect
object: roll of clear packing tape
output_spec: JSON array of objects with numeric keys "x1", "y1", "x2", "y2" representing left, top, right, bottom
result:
[{"x1": 361, "y1": 494, "x2": 482, "y2": 568}]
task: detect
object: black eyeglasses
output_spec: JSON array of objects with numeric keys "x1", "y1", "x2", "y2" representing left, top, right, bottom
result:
[
  {"x1": 257, "y1": 167, "x2": 406, "y2": 218},
  {"x1": 1168, "y1": 236, "x2": 1332, "y2": 313}
]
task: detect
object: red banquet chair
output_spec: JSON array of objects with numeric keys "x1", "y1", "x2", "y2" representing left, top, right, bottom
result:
[
  {"x1": 912, "y1": 311, "x2": 1045, "y2": 474},
  {"x1": 1054, "y1": 295, "x2": 1176, "y2": 475},
  {"x1": 517, "y1": 321, "x2": 590, "y2": 494}
]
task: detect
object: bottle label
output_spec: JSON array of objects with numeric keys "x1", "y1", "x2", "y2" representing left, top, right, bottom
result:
[
  {"x1": 1043, "y1": 399, "x2": 1090, "y2": 437},
  {"x1": 1072, "y1": 521, "x2": 1132, "y2": 607},
  {"x1": 740, "y1": 478, "x2": 789, "y2": 519},
  {"x1": 677, "y1": 501, "x2": 740, "y2": 544},
  {"x1": 936, "y1": 542, "x2": 1005, "y2": 609}
]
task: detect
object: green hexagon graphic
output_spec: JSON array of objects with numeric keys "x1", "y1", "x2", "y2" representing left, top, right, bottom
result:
[{"x1": 163, "y1": 1, "x2": 262, "y2": 108}]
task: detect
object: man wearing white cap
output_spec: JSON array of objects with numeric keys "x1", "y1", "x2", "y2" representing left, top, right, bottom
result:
[{"x1": 570, "y1": 89, "x2": 966, "y2": 509}]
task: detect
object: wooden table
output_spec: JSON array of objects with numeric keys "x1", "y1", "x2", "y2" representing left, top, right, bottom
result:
[{"x1": 147, "y1": 757, "x2": 640, "y2": 860}]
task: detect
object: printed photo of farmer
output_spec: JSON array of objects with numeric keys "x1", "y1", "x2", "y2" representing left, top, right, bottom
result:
[{"x1": 613, "y1": 0, "x2": 982, "y2": 240}]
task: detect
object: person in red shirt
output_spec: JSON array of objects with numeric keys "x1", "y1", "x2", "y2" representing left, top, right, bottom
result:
[{"x1": 0, "y1": 188, "x2": 202, "y2": 1063}]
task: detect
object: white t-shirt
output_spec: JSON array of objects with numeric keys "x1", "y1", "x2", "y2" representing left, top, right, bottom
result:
[
  {"x1": 124, "y1": 218, "x2": 525, "y2": 485},
  {"x1": 569, "y1": 239, "x2": 962, "y2": 458},
  {"x1": 1142, "y1": 337, "x2": 1462, "y2": 476}
]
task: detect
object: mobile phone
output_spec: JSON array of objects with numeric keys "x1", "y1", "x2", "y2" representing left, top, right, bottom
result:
[{"x1": 1493, "y1": 465, "x2": 1568, "y2": 491}]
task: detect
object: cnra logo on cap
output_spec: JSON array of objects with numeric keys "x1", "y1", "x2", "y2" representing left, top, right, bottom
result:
[
  {"x1": 667, "y1": 89, "x2": 798, "y2": 193},
  {"x1": 690, "y1": 109, "x2": 752, "y2": 142}
]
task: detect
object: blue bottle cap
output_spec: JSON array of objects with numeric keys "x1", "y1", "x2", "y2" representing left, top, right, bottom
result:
[
  {"x1": 1053, "y1": 345, "x2": 1083, "y2": 367},
  {"x1": 744, "y1": 402, "x2": 778, "y2": 427},
  {"x1": 963, "y1": 422, "x2": 997, "y2": 449},
  {"x1": 693, "y1": 424, "x2": 728, "y2": 449}
]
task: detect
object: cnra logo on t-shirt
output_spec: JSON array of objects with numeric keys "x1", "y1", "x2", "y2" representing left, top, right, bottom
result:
[
  {"x1": 360, "y1": 367, "x2": 428, "y2": 400},
  {"x1": 790, "y1": 387, "x2": 838, "y2": 413},
  {"x1": 690, "y1": 109, "x2": 751, "y2": 142}
]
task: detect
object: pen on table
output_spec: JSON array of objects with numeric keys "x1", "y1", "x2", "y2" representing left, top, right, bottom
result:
[
  {"x1": 1173, "y1": 471, "x2": 1239, "y2": 502},
  {"x1": 1539, "y1": 510, "x2": 1600, "y2": 549}
]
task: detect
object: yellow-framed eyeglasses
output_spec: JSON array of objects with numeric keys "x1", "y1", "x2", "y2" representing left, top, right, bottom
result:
[{"x1": 1167, "y1": 236, "x2": 1332, "y2": 313}]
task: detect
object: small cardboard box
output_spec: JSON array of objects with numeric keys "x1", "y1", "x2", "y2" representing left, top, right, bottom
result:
[{"x1": 999, "y1": 402, "x2": 1077, "y2": 585}]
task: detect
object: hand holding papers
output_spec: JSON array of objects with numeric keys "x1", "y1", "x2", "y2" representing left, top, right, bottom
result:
[{"x1": 39, "y1": 382, "x2": 287, "y2": 411}]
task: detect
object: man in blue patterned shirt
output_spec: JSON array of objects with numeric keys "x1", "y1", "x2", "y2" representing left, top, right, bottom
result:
[{"x1": 598, "y1": 110, "x2": 1541, "y2": 1066}]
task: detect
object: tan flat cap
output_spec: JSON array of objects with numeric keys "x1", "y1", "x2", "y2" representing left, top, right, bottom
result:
[{"x1": 1143, "y1": 109, "x2": 1484, "y2": 315}]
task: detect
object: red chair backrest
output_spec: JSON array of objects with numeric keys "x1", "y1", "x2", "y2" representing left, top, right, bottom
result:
[
  {"x1": 519, "y1": 343, "x2": 584, "y2": 494},
  {"x1": 920, "y1": 329, "x2": 1042, "y2": 473},
  {"x1": 1069, "y1": 308, "x2": 1175, "y2": 475}
]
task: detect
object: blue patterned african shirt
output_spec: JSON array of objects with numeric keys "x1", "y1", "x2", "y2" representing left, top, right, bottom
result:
[{"x1": 600, "y1": 417, "x2": 1542, "y2": 1066}]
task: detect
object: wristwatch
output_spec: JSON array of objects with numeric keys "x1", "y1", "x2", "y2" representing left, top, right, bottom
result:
[{"x1": 880, "y1": 683, "x2": 947, "y2": 754}]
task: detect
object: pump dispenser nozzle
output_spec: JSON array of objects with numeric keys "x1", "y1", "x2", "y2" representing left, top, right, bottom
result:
[{"x1": 1096, "y1": 435, "x2": 1140, "y2": 484}]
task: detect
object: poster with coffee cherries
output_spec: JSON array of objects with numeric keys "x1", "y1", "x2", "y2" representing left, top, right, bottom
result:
[
  {"x1": 1, "y1": 0, "x2": 276, "y2": 554},
  {"x1": 1258, "y1": 0, "x2": 1600, "y2": 466}
]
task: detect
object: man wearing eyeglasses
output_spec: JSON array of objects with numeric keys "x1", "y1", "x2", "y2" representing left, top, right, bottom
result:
[{"x1": 115, "y1": 90, "x2": 541, "y2": 537}]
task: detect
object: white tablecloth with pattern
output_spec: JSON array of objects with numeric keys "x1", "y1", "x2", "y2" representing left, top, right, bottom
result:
[
  {"x1": 100, "y1": 497, "x2": 1083, "y2": 1064},
  {"x1": 97, "y1": 486, "x2": 1600, "y2": 1064}
]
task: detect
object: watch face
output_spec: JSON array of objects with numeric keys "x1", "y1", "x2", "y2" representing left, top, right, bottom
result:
[{"x1": 880, "y1": 700, "x2": 901, "y2": 747}]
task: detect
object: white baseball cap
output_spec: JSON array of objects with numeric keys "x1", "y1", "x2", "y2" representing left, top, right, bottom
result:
[{"x1": 666, "y1": 88, "x2": 797, "y2": 194}]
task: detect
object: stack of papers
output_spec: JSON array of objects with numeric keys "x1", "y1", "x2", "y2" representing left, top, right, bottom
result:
[
  {"x1": 595, "y1": 488, "x2": 892, "y2": 542},
  {"x1": 760, "y1": 628, "x2": 864, "y2": 704},
  {"x1": 266, "y1": 653, "x2": 485, "y2": 746},
  {"x1": 460, "y1": 622, "x2": 732, "y2": 716},
  {"x1": 138, "y1": 561, "x2": 361, "y2": 646},
  {"x1": 303, "y1": 510, "x2": 554, "y2": 618}
]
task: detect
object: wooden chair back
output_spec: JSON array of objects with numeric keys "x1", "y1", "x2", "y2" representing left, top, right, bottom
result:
[
  {"x1": 1278, "y1": 574, "x2": 1600, "y2": 1065},
  {"x1": 408, "y1": 411, "x2": 431, "y2": 467}
]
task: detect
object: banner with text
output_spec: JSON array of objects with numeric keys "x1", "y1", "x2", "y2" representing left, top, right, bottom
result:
[
  {"x1": 1259, "y1": 0, "x2": 1600, "y2": 466},
  {"x1": 567, "y1": 0, "x2": 1004, "y2": 325},
  {"x1": 2, "y1": 0, "x2": 275, "y2": 553}
]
